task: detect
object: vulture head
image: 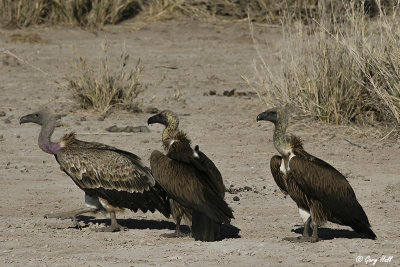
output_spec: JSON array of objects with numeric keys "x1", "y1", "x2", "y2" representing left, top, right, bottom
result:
[
  {"x1": 147, "y1": 110, "x2": 179, "y2": 127},
  {"x1": 20, "y1": 110, "x2": 53, "y2": 126},
  {"x1": 256, "y1": 106, "x2": 288, "y2": 125}
]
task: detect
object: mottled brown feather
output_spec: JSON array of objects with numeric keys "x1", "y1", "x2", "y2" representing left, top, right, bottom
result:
[
  {"x1": 170, "y1": 199, "x2": 192, "y2": 224},
  {"x1": 59, "y1": 132, "x2": 77, "y2": 147},
  {"x1": 54, "y1": 137, "x2": 171, "y2": 217},
  {"x1": 56, "y1": 147, "x2": 154, "y2": 193}
]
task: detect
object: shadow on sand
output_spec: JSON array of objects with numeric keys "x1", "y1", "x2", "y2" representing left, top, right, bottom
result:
[
  {"x1": 292, "y1": 225, "x2": 371, "y2": 240},
  {"x1": 74, "y1": 215, "x2": 241, "y2": 240}
]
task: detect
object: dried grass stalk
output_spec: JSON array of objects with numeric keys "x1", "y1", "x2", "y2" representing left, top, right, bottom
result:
[
  {"x1": 247, "y1": 0, "x2": 400, "y2": 126},
  {"x1": 68, "y1": 42, "x2": 144, "y2": 113}
]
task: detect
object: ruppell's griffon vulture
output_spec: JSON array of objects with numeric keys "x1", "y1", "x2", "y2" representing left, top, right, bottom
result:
[
  {"x1": 20, "y1": 110, "x2": 170, "y2": 232},
  {"x1": 256, "y1": 107, "x2": 376, "y2": 242},
  {"x1": 147, "y1": 110, "x2": 233, "y2": 241}
]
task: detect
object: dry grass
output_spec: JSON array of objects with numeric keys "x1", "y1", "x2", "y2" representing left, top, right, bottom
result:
[
  {"x1": 0, "y1": 0, "x2": 140, "y2": 28},
  {"x1": 68, "y1": 42, "x2": 144, "y2": 114},
  {"x1": 0, "y1": 0, "x2": 392, "y2": 28},
  {"x1": 246, "y1": 0, "x2": 400, "y2": 127}
]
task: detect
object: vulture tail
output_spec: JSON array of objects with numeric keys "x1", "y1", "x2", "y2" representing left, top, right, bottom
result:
[
  {"x1": 351, "y1": 221, "x2": 377, "y2": 240},
  {"x1": 191, "y1": 211, "x2": 221, "y2": 242}
]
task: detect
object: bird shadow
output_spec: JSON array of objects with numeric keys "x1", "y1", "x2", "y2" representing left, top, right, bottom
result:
[
  {"x1": 220, "y1": 224, "x2": 241, "y2": 240},
  {"x1": 292, "y1": 225, "x2": 370, "y2": 240},
  {"x1": 76, "y1": 215, "x2": 241, "y2": 239},
  {"x1": 76, "y1": 215, "x2": 177, "y2": 230}
]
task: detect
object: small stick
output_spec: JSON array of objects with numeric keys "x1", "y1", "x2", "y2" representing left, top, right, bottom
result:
[
  {"x1": 377, "y1": 127, "x2": 397, "y2": 142},
  {"x1": 77, "y1": 132, "x2": 138, "y2": 136},
  {"x1": 1, "y1": 49, "x2": 50, "y2": 76},
  {"x1": 344, "y1": 138, "x2": 367, "y2": 149}
]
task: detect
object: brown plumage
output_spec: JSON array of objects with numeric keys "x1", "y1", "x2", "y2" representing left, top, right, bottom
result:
[
  {"x1": 20, "y1": 110, "x2": 170, "y2": 232},
  {"x1": 148, "y1": 110, "x2": 233, "y2": 241},
  {"x1": 257, "y1": 107, "x2": 376, "y2": 242}
]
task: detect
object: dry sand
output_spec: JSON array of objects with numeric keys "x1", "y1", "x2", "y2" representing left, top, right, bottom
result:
[{"x1": 0, "y1": 20, "x2": 399, "y2": 266}]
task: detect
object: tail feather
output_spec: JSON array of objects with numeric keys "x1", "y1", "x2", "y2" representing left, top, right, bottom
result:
[
  {"x1": 203, "y1": 189, "x2": 233, "y2": 224},
  {"x1": 192, "y1": 211, "x2": 221, "y2": 242},
  {"x1": 89, "y1": 186, "x2": 171, "y2": 218},
  {"x1": 351, "y1": 221, "x2": 377, "y2": 240}
]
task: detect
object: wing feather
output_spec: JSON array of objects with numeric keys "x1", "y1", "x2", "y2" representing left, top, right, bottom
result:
[
  {"x1": 150, "y1": 150, "x2": 233, "y2": 224},
  {"x1": 56, "y1": 147, "x2": 154, "y2": 193},
  {"x1": 289, "y1": 157, "x2": 372, "y2": 228},
  {"x1": 270, "y1": 155, "x2": 288, "y2": 195}
]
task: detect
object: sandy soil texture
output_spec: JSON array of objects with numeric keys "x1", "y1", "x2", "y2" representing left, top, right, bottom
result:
[{"x1": 0, "y1": 20, "x2": 399, "y2": 267}]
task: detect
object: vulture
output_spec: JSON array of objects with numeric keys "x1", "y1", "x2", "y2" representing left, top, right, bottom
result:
[
  {"x1": 147, "y1": 110, "x2": 233, "y2": 241},
  {"x1": 20, "y1": 110, "x2": 170, "y2": 232},
  {"x1": 256, "y1": 107, "x2": 376, "y2": 242}
]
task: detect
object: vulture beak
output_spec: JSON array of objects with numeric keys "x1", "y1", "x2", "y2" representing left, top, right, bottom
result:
[
  {"x1": 256, "y1": 112, "x2": 267, "y2": 122},
  {"x1": 147, "y1": 113, "x2": 165, "y2": 125},
  {"x1": 20, "y1": 114, "x2": 36, "y2": 125}
]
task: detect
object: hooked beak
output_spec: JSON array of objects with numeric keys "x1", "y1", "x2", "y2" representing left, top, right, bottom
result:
[
  {"x1": 20, "y1": 114, "x2": 35, "y2": 125},
  {"x1": 256, "y1": 112, "x2": 267, "y2": 122},
  {"x1": 147, "y1": 113, "x2": 164, "y2": 126}
]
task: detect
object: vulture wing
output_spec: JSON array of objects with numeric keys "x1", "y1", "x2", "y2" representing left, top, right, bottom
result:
[
  {"x1": 150, "y1": 150, "x2": 233, "y2": 225},
  {"x1": 289, "y1": 156, "x2": 376, "y2": 239},
  {"x1": 188, "y1": 145, "x2": 225, "y2": 198},
  {"x1": 55, "y1": 147, "x2": 170, "y2": 217},
  {"x1": 270, "y1": 155, "x2": 288, "y2": 195}
]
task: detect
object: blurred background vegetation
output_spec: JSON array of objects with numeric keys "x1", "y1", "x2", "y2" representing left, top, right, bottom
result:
[
  {"x1": 0, "y1": 0, "x2": 391, "y2": 28},
  {"x1": 1, "y1": 0, "x2": 399, "y2": 127}
]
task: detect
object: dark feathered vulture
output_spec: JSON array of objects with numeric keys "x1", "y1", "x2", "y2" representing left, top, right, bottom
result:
[
  {"x1": 147, "y1": 110, "x2": 233, "y2": 241},
  {"x1": 256, "y1": 107, "x2": 376, "y2": 242},
  {"x1": 20, "y1": 110, "x2": 170, "y2": 232}
]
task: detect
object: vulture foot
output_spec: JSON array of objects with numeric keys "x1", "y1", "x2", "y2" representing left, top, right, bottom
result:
[
  {"x1": 283, "y1": 236, "x2": 320, "y2": 243},
  {"x1": 91, "y1": 211, "x2": 126, "y2": 232},
  {"x1": 91, "y1": 224, "x2": 127, "y2": 232},
  {"x1": 44, "y1": 208, "x2": 99, "y2": 228},
  {"x1": 161, "y1": 231, "x2": 189, "y2": 238}
]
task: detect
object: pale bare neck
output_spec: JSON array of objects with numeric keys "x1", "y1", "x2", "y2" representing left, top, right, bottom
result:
[
  {"x1": 273, "y1": 121, "x2": 290, "y2": 156},
  {"x1": 162, "y1": 120, "x2": 178, "y2": 144},
  {"x1": 38, "y1": 119, "x2": 60, "y2": 154}
]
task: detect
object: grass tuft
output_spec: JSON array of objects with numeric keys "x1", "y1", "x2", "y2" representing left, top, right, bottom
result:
[
  {"x1": 68, "y1": 42, "x2": 144, "y2": 114},
  {"x1": 1, "y1": 0, "x2": 393, "y2": 28},
  {"x1": 246, "y1": 0, "x2": 400, "y2": 126},
  {"x1": 0, "y1": 0, "x2": 140, "y2": 28}
]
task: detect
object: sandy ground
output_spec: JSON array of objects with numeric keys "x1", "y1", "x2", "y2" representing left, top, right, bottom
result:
[{"x1": 0, "y1": 20, "x2": 399, "y2": 267}]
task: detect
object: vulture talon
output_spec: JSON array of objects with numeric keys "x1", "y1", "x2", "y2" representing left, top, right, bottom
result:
[
  {"x1": 161, "y1": 231, "x2": 189, "y2": 238},
  {"x1": 91, "y1": 225, "x2": 127, "y2": 232},
  {"x1": 91, "y1": 211, "x2": 128, "y2": 232},
  {"x1": 44, "y1": 207, "x2": 99, "y2": 228},
  {"x1": 283, "y1": 236, "x2": 320, "y2": 243}
]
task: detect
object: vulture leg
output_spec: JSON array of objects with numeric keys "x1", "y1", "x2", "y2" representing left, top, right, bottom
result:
[
  {"x1": 302, "y1": 217, "x2": 312, "y2": 237},
  {"x1": 161, "y1": 216, "x2": 189, "y2": 238},
  {"x1": 310, "y1": 222, "x2": 319, "y2": 243},
  {"x1": 92, "y1": 211, "x2": 127, "y2": 232},
  {"x1": 282, "y1": 217, "x2": 312, "y2": 242},
  {"x1": 44, "y1": 207, "x2": 100, "y2": 228},
  {"x1": 283, "y1": 221, "x2": 320, "y2": 243}
]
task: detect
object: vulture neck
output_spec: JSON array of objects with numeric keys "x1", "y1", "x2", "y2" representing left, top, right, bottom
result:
[
  {"x1": 38, "y1": 119, "x2": 61, "y2": 154},
  {"x1": 273, "y1": 120, "x2": 291, "y2": 156},
  {"x1": 162, "y1": 119, "x2": 179, "y2": 144}
]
